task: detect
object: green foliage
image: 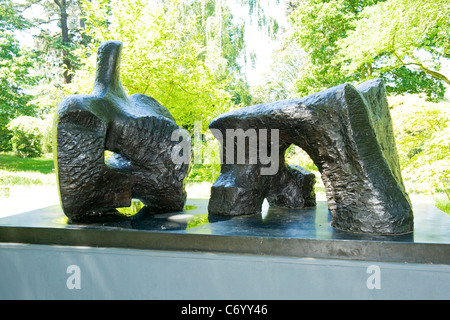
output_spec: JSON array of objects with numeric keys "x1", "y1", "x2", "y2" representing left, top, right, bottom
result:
[
  {"x1": 338, "y1": 0, "x2": 450, "y2": 71},
  {"x1": 336, "y1": 0, "x2": 450, "y2": 94},
  {"x1": 390, "y1": 95, "x2": 450, "y2": 198},
  {"x1": 289, "y1": 0, "x2": 449, "y2": 99},
  {"x1": 18, "y1": 0, "x2": 92, "y2": 84},
  {"x1": 381, "y1": 67, "x2": 445, "y2": 102},
  {"x1": 188, "y1": 130, "x2": 221, "y2": 183},
  {"x1": 0, "y1": 0, "x2": 31, "y2": 32},
  {"x1": 0, "y1": 32, "x2": 38, "y2": 113},
  {"x1": 251, "y1": 40, "x2": 305, "y2": 103},
  {"x1": 188, "y1": 164, "x2": 220, "y2": 183},
  {"x1": 288, "y1": 0, "x2": 387, "y2": 96},
  {"x1": 435, "y1": 195, "x2": 450, "y2": 215},
  {"x1": 7, "y1": 116, "x2": 46, "y2": 158},
  {"x1": 0, "y1": 0, "x2": 40, "y2": 151},
  {"x1": 0, "y1": 32, "x2": 39, "y2": 150},
  {"x1": 0, "y1": 113, "x2": 12, "y2": 151},
  {"x1": 285, "y1": 145, "x2": 318, "y2": 173},
  {"x1": 77, "y1": 0, "x2": 249, "y2": 131},
  {"x1": 0, "y1": 0, "x2": 447, "y2": 200},
  {"x1": 289, "y1": 0, "x2": 355, "y2": 95}
]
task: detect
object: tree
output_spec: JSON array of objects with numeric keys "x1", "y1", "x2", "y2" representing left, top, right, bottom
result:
[
  {"x1": 186, "y1": 0, "x2": 251, "y2": 106},
  {"x1": 15, "y1": 0, "x2": 88, "y2": 84},
  {"x1": 77, "y1": 0, "x2": 232, "y2": 131},
  {"x1": 0, "y1": 0, "x2": 39, "y2": 150},
  {"x1": 289, "y1": 0, "x2": 378, "y2": 96},
  {"x1": 390, "y1": 95, "x2": 450, "y2": 199},
  {"x1": 251, "y1": 38, "x2": 305, "y2": 103},
  {"x1": 54, "y1": 0, "x2": 75, "y2": 83},
  {"x1": 336, "y1": 0, "x2": 450, "y2": 100},
  {"x1": 380, "y1": 66, "x2": 445, "y2": 102},
  {"x1": 288, "y1": 0, "x2": 447, "y2": 100}
]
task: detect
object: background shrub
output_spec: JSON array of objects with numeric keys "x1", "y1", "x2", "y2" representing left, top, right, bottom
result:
[
  {"x1": 40, "y1": 114, "x2": 54, "y2": 154},
  {"x1": 7, "y1": 116, "x2": 45, "y2": 158},
  {"x1": 0, "y1": 113, "x2": 13, "y2": 151}
]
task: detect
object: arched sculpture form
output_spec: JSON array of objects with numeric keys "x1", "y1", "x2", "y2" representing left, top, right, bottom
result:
[
  {"x1": 208, "y1": 79, "x2": 414, "y2": 235},
  {"x1": 54, "y1": 40, "x2": 190, "y2": 221}
]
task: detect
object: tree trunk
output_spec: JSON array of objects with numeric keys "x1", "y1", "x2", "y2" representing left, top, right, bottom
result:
[{"x1": 55, "y1": 0, "x2": 72, "y2": 84}]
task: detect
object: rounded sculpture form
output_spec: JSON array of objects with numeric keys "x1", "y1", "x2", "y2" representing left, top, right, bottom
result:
[{"x1": 54, "y1": 40, "x2": 190, "y2": 221}]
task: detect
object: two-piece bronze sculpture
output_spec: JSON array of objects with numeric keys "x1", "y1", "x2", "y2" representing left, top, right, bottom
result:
[{"x1": 54, "y1": 40, "x2": 413, "y2": 234}]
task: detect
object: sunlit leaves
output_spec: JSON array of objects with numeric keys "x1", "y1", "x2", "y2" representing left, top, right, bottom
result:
[
  {"x1": 76, "y1": 0, "x2": 233, "y2": 131},
  {"x1": 289, "y1": 0, "x2": 369, "y2": 95},
  {"x1": 336, "y1": 0, "x2": 450, "y2": 86},
  {"x1": 289, "y1": 0, "x2": 449, "y2": 99},
  {"x1": 390, "y1": 95, "x2": 450, "y2": 195}
]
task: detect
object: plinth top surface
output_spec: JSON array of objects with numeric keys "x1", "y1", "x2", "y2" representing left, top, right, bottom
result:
[{"x1": 1, "y1": 199, "x2": 449, "y2": 264}]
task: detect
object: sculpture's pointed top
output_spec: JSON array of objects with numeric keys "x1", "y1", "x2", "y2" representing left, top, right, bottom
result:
[{"x1": 92, "y1": 40, "x2": 127, "y2": 98}]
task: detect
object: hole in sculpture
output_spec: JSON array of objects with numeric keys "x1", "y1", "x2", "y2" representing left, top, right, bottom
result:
[
  {"x1": 284, "y1": 145, "x2": 325, "y2": 196},
  {"x1": 117, "y1": 199, "x2": 145, "y2": 216},
  {"x1": 104, "y1": 150, "x2": 132, "y2": 172},
  {"x1": 116, "y1": 200, "x2": 198, "y2": 217}
]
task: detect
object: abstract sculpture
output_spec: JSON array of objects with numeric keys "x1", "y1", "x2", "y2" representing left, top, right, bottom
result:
[
  {"x1": 208, "y1": 79, "x2": 414, "y2": 235},
  {"x1": 54, "y1": 40, "x2": 190, "y2": 221},
  {"x1": 53, "y1": 39, "x2": 413, "y2": 235}
]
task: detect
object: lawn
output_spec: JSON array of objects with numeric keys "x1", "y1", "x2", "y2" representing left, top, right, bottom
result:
[
  {"x1": 0, "y1": 152, "x2": 58, "y2": 217},
  {"x1": 0, "y1": 152, "x2": 56, "y2": 187},
  {"x1": 435, "y1": 194, "x2": 450, "y2": 216},
  {"x1": 0, "y1": 152, "x2": 55, "y2": 174}
]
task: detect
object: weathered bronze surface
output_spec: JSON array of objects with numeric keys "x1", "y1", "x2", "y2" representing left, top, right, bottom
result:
[
  {"x1": 208, "y1": 79, "x2": 414, "y2": 235},
  {"x1": 54, "y1": 40, "x2": 190, "y2": 221}
]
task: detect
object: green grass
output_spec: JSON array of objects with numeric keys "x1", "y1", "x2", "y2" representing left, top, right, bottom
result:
[
  {"x1": 435, "y1": 194, "x2": 450, "y2": 215},
  {"x1": 0, "y1": 152, "x2": 55, "y2": 187},
  {"x1": 0, "y1": 152, "x2": 55, "y2": 174}
]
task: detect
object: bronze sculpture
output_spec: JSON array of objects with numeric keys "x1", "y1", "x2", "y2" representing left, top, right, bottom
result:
[
  {"x1": 208, "y1": 79, "x2": 414, "y2": 235},
  {"x1": 54, "y1": 40, "x2": 413, "y2": 235},
  {"x1": 54, "y1": 40, "x2": 190, "y2": 221}
]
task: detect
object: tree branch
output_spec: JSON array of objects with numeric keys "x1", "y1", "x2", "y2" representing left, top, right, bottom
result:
[
  {"x1": 14, "y1": 0, "x2": 43, "y2": 12},
  {"x1": 392, "y1": 52, "x2": 450, "y2": 85},
  {"x1": 392, "y1": 50, "x2": 405, "y2": 66},
  {"x1": 390, "y1": 27, "x2": 450, "y2": 85},
  {"x1": 444, "y1": 42, "x2": 450, "y2": 58},
  {"x1": 413, "y1": 62, "x2": 450, "y2": 85},
  {"x1": 31, "y1": 18, "x2": 60, "y2": 27}
]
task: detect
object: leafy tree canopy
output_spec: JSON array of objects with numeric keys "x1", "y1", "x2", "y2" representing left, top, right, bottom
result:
[
  {"x1": 336, "y1": 0, "x2": 450, "y2": 100},
  {"x1": 75, "y1": 0, "x2": 246, "y2": 131},
  {"x1": 0, "y1": 0, "x2": 39, "y2": 150},
  {"x1": 289, "y1": 0, "x2": 449, "y2": 100}
]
